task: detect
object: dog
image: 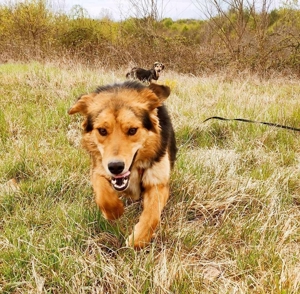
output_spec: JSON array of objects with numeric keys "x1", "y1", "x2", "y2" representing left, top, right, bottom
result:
[
  {"x1": 126, "y1": 62, "x2": 165, "y2": 83},
  {"x1": 68, "y1": 80, "x2": 177, "y2": 249}
]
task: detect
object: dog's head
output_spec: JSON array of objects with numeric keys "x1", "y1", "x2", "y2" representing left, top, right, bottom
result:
[
  {"x1": 153, "y1": 62, "x2": 165, "y2": 77},
  {"x1": 68, "y1": 81, "x2": 170, "y2": 191}
]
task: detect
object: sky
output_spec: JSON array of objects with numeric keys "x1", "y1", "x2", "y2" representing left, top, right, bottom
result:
[
  {"x1": 57, "y1": 0, "x2": 203, "y2": 20},
  {"x1": 56, "y1": 0, "x2": 283, "y2": 20},
  {"x1": 0, "y1": 0, "x2": 284, "y2": 20}
]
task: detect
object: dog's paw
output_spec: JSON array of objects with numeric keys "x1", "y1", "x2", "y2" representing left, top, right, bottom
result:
[
  {"x1": 126, "y1": 234, "x2": 144, "y2": 249},
  {"x1": 125, "y1": 233, "x2": 153, "y2": 250}
]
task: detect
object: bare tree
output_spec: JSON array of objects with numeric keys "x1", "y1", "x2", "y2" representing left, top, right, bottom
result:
[
  {"x1": 119, "y1": 0, "x2": 170, "y2": 65},
  {"x1": 193, "y1": 0, "x2": 274, "y2": 68},
  {"x1": 127, "y1": 0, "x2": 170, "y2": 20}
]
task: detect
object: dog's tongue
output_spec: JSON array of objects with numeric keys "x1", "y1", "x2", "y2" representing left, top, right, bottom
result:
[
  {"x1": 111, "y1": 171, "x2": 131, "y2": 191},
  {"x1": 112, "y1": 170, "x2": 130, "y2": 179}
]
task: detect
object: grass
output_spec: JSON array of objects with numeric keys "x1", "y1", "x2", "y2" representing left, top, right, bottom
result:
[{"x1": 1, "y1": 62, "x2": 300, "y2": 293}]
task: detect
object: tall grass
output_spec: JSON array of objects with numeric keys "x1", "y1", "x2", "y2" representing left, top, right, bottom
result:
[{"x1": 1, "y1": 62, "x2": 300, "y2": 293}]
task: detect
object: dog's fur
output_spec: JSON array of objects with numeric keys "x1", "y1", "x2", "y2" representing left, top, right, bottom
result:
[
  {"x1": 68, "y1": 81, "x2": 177, "y2": 249},
  {"x1": 126, "y1": 62, "x2": 165, "y2": 83}
]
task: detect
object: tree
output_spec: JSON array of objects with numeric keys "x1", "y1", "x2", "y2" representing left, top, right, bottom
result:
[{"x1": 193, "y1": 0, "x2": 278, "y2": 70}]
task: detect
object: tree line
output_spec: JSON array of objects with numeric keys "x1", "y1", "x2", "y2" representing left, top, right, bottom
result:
[{"x1": 0, "y1": 0, "x2": 299, "y2": 75}]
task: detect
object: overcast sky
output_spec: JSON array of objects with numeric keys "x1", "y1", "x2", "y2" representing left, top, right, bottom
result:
[
  {"x1": 57, "y1": 0, "x2": 203, "y2": 20},
  {"x1": 0, "y1": 0, "x2": 284, "y2": 20},
  {"x1": 56, "y1": 0, "x2": 284, "y2": 20}
]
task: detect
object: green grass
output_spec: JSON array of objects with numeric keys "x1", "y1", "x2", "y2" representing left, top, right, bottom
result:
[{"x1": 1, "y1": 62, "x2": 300, "y2": 293}]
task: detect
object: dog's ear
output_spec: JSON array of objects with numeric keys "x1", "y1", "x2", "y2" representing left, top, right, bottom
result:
[
  {"x1": 147, "y1": 83, "x2": 171, "y2": 109},
  {"x1": 161, "y1": 63, "x2": 165, "y2": 70},
  {"x1": 68, "y1": 93, "x2": 96, "y2": 115},
  {"x1": 149, "y1": 83, "x2": 170, "y2": 100}
]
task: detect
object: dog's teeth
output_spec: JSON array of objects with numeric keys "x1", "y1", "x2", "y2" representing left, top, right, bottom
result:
[{"x1": 111, "y1": 175, "x2": 129, "y2": 191}]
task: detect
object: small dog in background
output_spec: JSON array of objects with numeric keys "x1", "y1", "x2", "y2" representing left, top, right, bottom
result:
[{"x1": 126, "y1": 62, "x2": 165, "y2": 83}]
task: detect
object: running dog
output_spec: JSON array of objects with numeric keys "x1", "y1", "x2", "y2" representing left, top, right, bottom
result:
[
  {"x1": 68, "y1": 81, "x2": 177, "y2": 249},
  {"x1": 126, "y1": 62, "x2": 165, "y2": 83}
]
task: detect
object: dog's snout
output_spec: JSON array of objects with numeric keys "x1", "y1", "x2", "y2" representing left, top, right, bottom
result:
[{"x1": 108, "y1": 161, "x2": 125, "y2": 175}]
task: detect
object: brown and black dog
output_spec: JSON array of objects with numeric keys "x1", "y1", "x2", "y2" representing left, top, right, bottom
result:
[
  {"x1": 68, "y1": 81, "x2": 177, "y2": 249},
  {"x1": 126, "y1": 62, "x2": 165, "y2": 83}
]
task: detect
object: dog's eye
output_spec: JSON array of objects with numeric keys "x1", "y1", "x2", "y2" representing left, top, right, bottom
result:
[
  {"x1": 98, "y1": 128, "x2": 107, "y2": 136},
  {"x1": 128, "y1": 128, "x2": 138, "y2": 136}
]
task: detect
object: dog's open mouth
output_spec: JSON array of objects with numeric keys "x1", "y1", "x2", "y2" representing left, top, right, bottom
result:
[{"x1": 111, "y1": 171, "x2": 130, "y2": 191}]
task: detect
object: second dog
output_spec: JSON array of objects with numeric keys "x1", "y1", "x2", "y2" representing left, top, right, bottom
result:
[{"x1": 126, "y1": 62, "x2": 165, "y2": 83}]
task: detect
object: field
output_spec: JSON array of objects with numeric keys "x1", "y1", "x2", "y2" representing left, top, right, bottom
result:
[{"x1": 1, "y1": 62, "x2": 300, "y2": 293}]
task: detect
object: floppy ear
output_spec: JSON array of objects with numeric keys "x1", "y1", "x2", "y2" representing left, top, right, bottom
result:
[
  {"x1": 68, "y1": 93, "x2": 96, "y2": 115},
  {"x1": 161, "y1": 64, "x2": 165, "y2": 70},
  {"x1": 145, "y1": 83, "x2": 171, "y2": 110},
  {"x1": 149, "y1": 83, "x2": 170, "y2": 100}
]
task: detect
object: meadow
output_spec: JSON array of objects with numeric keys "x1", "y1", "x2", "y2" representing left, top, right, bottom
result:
[{"x1": 1, "y1": 62, "x2": 300, "y2": 293}]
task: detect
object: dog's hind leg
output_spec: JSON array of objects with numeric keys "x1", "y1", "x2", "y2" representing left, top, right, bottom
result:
[
  {"x1": 126, "y1": 183, "x2": 169, "y2": 249},
  {"x1": 92, "y1": 173, "x2": 124, "y2": 220}
]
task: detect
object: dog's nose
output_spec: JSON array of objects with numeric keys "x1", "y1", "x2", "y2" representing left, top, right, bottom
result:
[{"x1": 108, "y1": 161, "x2": 125, "y2": 175}]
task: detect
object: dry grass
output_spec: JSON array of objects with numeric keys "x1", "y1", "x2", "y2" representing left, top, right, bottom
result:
[{"x1": 1, "y1": 62, "x2": 300, "y2": 293}]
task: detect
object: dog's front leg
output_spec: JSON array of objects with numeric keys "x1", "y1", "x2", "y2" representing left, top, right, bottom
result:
[
  {"x1": 92, "y1": 173, "x2": 124, "y2": 220},
  {"x1": 126, "y1": 183, "x2": 169, "y2": 249}
]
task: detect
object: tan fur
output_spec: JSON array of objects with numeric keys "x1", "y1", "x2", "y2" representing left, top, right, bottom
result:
[{"x1": 68, "y1": 82, "x2": 175, "y2": 249}]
